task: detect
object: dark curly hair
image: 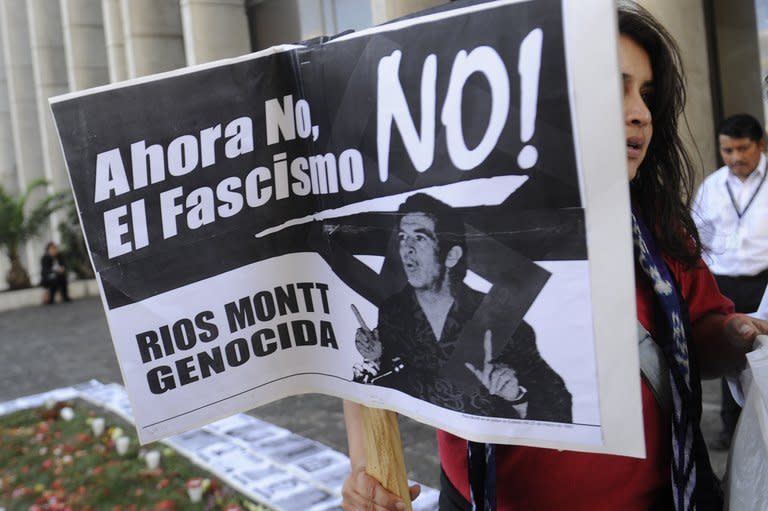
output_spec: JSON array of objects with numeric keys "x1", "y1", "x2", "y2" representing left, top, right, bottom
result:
[
  {"x1": 398, "y1": 193, "x2": 467, "y2": 289},
  {"x1": 619, "y1": 1, "x2": 702, "y2": 266},
  {"x1": 717, "y1": 113, "x2": 765, "y2": 142}
]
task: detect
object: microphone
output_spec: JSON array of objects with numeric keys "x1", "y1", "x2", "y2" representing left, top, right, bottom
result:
[{"x1": 353, "y1": 357, "x2": 406, "y2": 384}]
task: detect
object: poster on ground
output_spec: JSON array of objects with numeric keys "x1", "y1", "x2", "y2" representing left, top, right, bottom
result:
[{"x1": 50, "y1": 0, "x2": 642, "y2": 456}]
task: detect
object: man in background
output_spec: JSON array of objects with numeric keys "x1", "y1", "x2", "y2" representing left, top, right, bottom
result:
[{"x1": 693, "y1": 113, "x2": 768, "y2": 449}]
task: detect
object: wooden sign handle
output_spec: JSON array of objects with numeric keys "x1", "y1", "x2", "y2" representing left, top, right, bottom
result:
[{"x1": 360, "y1": 406, "x2": 413, "y2": 511}]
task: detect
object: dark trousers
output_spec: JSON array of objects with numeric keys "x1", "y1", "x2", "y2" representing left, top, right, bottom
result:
[
  {"x1": 714, "y1": 271, "x2": 768, "y2": 437},
  {"x1": 43, "y1": 274, "x2": 69, "y2": 304}
]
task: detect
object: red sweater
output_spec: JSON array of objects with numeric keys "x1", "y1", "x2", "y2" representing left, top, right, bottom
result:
[{"x1": 438, "y1": 257, "x2": 734, "y2": 511}]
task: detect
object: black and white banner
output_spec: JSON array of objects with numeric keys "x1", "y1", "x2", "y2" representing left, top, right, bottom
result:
[{"x1": 51, "y1": 0, "x2": 643, "y2": 456}]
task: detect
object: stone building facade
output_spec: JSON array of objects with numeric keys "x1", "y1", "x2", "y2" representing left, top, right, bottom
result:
[{"x1": 0, "y1": 0, "x2": 764, "y2": 287}]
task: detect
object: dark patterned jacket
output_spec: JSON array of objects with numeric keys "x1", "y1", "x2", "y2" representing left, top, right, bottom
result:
[{"x1": 376, "y1": 284, "x2": 572, "y2": 422}]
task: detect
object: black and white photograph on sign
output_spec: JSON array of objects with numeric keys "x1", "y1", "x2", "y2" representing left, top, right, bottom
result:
[
  {"x1": 252, "y1": 474, "x2": 307, "y2": 500},
  {"x1": 210, "y1": 450, "x2": 273, "y2": 479},
  {"x1": 234, "y1": 467, "x2": 288, "y2": 488},
  {"x1": 50, "y1": 0, "x2": 642, "y2": 455},
  {"x1": 349, "y1": 192, "x2": 572, "y2": 422},
  {"x1": 260, "y1": 436, "x2": 326, "y2": 464},
  {"x1": 169, "y1": 429, "x2": 222, "y2": 452},
  {"x1": 206, "y1": 413, "x2": 261, "y2": 434},
  {"x1": 273, "y1": 488, "x2": 336, "y2": 511},
  {"x1": 296, "y1": 451, "x2": 350, "y2": 475},
  {"x1": 314, "y1": 466, "x2": 353, "y2": 492},
  {"x1": 196, "y1": 441, "x2": 241, "y2": 466},
  {"x1": 225, "y1": 423, "x2": 292, "y2": 447}
]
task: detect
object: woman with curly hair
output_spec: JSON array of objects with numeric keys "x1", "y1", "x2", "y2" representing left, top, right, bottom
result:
[{"x1": 342, "y1": 3, "x2": 767, "y2": 510}]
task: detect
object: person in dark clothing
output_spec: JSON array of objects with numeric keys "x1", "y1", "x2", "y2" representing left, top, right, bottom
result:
[
  {"x1": 41, "y1": 242, "x2": 70, "y2": 304},
  {"x1": 374, "y1": 283, "x2": 571, "y2": 421},
  {"x1": 352, "y1": 193, "x2": 571, "y2": 422}
]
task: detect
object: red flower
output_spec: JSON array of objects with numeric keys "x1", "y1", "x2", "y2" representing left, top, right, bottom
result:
[
  {"x1": 156, "y1": 478, "x2": 169, "y2": 489},
  {"x1": 41, "y1": 458, "x2": 54, "y2": 470},
  {"x1": 153, "y1": 500, "x2": 176, "y2": 511}
]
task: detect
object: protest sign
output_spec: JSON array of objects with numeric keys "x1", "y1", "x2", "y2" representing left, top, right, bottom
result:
[{"x1": 50, "y1": 0, "x2": 642, "y2": 457}]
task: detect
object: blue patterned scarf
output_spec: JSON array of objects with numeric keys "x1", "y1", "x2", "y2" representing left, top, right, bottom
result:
[
  {"x1": 632, "y1": 210, "x2": 722, "y2": 510},
  {"x1": 468, "y1": 440, "x2": 495, "y2": 511}
]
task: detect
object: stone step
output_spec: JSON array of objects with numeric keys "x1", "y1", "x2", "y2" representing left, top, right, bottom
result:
[{"x1": 0, "y1": 279, "x2": 99, "y2": 312}]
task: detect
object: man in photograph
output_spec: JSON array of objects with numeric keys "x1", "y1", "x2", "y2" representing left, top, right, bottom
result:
[{"x1": 352, "y1": 193, "x2": 571, "y2": 422}]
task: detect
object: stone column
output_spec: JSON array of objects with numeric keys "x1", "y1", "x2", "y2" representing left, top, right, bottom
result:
[
  {"x1": 639, "y1": 0, "x2": 717, "y2": 177},
  {"x1": 0, "y1": 47, "x2": 10, "y2": 286},
  {"x1": 120, "y1": 0, "x2": 186, "y2": 78},
  {"x1": 0, "y1": 36, "x2": 18, "y2": 285},
  {"x1": 0, "y1": 1, "x2": 45, "y2": 186},
  {"x1": 370, "y1": 0, "x2": 447, "y2": 24},
  {"x1": 180, "y1": 0, "x2": 250, "y2": 65},
  {"x1": 101, "y1": 0, "x2": 127, "y2": 82},
  {"x1": 0, "y1": 0, "x2": 49, "y2": 277},
  {"x1": 327, "y1": 0, "x2": 373, "y2": 33},
  {"x1": 712, "y1": 0, "x2": 764, "y2": 124},
  {"x1": 0, "y1": 39, "x2": 17, "y2": 195},
  {"x1": 248, "y1": 0, "x2": 301, "y2": 48},
  {"x1": 60, "y1": 0, "x2": 110, "y2": 90},
  {"x1": 27, "y1": 0, "x2": 70, "y2": 194},
  {"x1": 247, "y1": 0, "x2": 374, "y2": 50},
  {"x1": 0, "y1": 34, "x2": 12, "y2": 286}
]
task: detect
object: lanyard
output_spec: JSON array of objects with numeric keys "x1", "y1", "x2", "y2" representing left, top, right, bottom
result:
[{"x1": 725, "y1": 169, "x2": 767, "y2": 220}]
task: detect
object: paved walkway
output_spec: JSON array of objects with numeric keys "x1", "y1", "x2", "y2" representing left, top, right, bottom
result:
[
  {"x1": 0, "y1": 296, "x2": 729, "y2": 491},
  {"x1": 0, "y1": 296, "x2": 440, "y2": 488}
]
